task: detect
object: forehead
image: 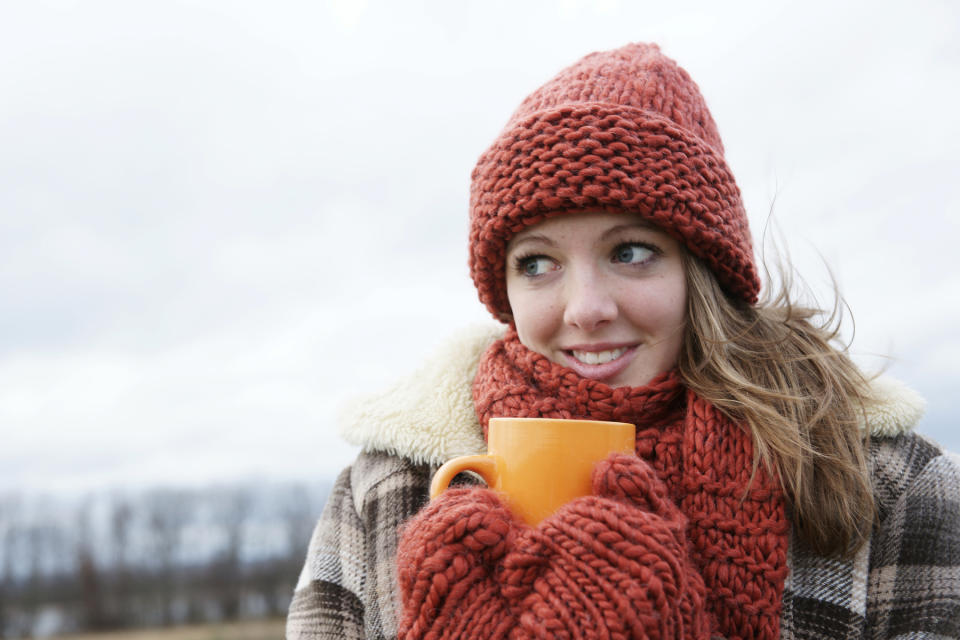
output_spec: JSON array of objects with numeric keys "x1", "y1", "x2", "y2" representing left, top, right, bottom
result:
[{"x1": 508, "y1": 210, "x2": 662, "y2": 248}]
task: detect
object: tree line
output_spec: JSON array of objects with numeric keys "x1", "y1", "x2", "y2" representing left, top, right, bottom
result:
[{"x1": 0, "y1": 480, "x2": 329, "y2": 638}]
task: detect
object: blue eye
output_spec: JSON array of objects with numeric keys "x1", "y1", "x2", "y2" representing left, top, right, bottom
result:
[
  {"x1": 613, "y1": 243, "x2": 656, "y2": 264},
  {"x1": 516, "y1": 255, "x2": 555, "y2": 277}
]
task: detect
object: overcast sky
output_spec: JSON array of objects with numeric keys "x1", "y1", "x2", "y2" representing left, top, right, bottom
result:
[{"x1": 1, "y1": 0, "x2": 958, "y2": 495}]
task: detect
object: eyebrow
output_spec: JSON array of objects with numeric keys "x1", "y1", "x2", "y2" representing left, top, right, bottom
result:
[
  {"x1": 508, "y1": 233, "x2": 557, "y2": 252},
  {"x1": 600, "y1": 222, "x2": 657, "y2": 240}
]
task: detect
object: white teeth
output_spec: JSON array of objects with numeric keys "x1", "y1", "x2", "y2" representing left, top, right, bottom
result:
[{"x1": 571, "y1": 347, "x2": 627, "y2": 365}]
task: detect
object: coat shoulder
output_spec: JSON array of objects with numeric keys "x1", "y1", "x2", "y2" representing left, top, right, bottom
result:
[{"x1": 869, "y1": 431, "x2": 957, "y2": 523}]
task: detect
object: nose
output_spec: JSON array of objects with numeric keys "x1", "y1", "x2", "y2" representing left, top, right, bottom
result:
[{"x1": 562, "y1": 266, "x2": 617, "y2": 332}]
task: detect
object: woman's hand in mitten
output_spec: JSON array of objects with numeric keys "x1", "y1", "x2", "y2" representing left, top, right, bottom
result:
[
  {"x1": 501, "y1": 453, "x2": 711, "y2": 640},
  {"x1": 396, "y1": 487, "x2": 519, "y2": 640},
  {"x1": 397, "y1": 455, "x2": 712, "y2": 640}
]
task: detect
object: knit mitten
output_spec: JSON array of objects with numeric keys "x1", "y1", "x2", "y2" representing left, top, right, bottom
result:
[
  {"x1": 397, "y1": 488, "x2": 519, "y2": 639},
  {"x1": 397, "y1": 454, "x2": 710, "y2": 640}
]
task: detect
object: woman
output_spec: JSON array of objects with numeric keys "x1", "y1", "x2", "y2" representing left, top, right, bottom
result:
[{"x1": 287, "y1": 43, "x2": 959, "y2": 639}]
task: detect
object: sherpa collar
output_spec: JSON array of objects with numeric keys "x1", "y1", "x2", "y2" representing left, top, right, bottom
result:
[{"x1": 339, "y1": 324, "x2": 925, "y2": 466}]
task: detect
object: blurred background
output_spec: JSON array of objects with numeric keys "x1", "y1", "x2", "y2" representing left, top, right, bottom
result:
[{"x1": 1, "y1": 0, "x2": 958, "y2": 637}]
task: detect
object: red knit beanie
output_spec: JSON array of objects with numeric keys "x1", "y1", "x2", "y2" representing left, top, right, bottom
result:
[{"x1": 469, "y1": 42, "x2": 759, "y2": 320}]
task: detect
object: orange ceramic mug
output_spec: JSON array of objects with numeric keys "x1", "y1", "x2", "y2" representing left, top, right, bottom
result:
[{"x1": 430, "y1": 417, "x2": 636, "y2": 526}]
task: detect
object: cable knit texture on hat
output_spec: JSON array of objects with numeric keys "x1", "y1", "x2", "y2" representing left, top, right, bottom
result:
[
  {"x1": 469, "y1": 43, "x2": 759, "y2": 319},
  {"x1": 396, "y1": 328, "x2": 789, "y2": 640}
]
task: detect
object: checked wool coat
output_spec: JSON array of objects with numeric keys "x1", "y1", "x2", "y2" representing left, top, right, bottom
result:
[{"x1": 287, "y1": 325, "x2": 960, "y2": 639}]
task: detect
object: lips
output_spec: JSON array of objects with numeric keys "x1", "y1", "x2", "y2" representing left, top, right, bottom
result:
[{"x1": 561, "y1": 344, "x2": 637, "y2": 382}]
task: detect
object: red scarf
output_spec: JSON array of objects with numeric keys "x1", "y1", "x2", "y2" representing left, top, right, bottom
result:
[{"x1": 398, "y1": 328, "x2": 789, "y2": 639}]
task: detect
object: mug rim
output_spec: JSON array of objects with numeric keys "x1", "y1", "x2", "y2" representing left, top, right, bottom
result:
[{"x1": 487, "y1": 416, "x2": 634, "y2": 428}]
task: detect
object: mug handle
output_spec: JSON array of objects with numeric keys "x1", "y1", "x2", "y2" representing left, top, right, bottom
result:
[{"x1": 430, "y1": 455, "x2": 499, "y2": 499}]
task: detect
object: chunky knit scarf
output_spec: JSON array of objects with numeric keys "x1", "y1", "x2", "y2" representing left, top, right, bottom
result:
[{"x1": 397, "y1": 328, "x2": 789, "y2": 640}]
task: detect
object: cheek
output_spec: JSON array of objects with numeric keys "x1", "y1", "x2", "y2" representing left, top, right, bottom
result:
[
  {"x1": 506, "y1": 285, "x2": 562, "y2": 347},
  {"x1": 624, "y1": 274, "x2": 687, "y2": 331},
  {"x1": 662, "y1": 283, "x2": 688, "y2": 327}
]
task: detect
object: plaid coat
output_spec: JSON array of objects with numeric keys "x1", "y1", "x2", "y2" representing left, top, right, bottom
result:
[{"x1": 287, "y1": 325, "x2": 960, "y2": 639}]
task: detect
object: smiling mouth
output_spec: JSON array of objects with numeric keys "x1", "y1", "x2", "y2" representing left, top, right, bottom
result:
[{"x1": 568, "y1": 347, "x2": 629, "y2": 365}]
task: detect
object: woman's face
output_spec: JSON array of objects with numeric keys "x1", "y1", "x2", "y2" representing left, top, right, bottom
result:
[{"x1": 505, "y1": 211, "x2": 687, "y2": 388}]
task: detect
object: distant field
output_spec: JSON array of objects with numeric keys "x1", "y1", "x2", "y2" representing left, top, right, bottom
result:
[{"x1": 53, "y1": 618, "x2": 286, "y2": 640}]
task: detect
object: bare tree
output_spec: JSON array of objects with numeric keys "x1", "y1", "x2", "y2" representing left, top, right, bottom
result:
[
  {"x1": 0, "y1": 494, "x2": 17, "y2": 637},
  {"x1": 143, "y1": 489, "x2": 193, "y2": 625},
  {"x1": 75, "y1": 499, "x2": 108, "y2": 630},
  {"x1": 281, "y1": 484, "x2": 317, "y2": 566},
  {"x1": 209, "y1": 487, "x2": 251, "y2": 619},
  {"x1": 108, "y1": 495, "x2": 134, "y2": 626}
]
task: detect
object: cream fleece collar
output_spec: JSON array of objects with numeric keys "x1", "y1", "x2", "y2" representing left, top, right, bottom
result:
[{"x1": 339, "y1": 324, "x2": 925, "y2": 466}]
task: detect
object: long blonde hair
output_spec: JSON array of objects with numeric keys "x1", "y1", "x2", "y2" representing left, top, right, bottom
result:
[{"x1": 678, "y1": 253, "x2": 876, "y2": 557}]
